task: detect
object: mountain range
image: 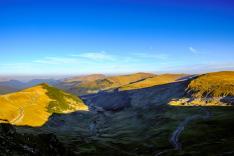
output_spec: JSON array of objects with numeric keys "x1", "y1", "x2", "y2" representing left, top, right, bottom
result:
[{"x1": 0, "y1": 71, "x2": 234, "y2": 155}]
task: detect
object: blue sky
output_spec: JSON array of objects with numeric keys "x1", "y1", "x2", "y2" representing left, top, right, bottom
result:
[{"x1": 0, "y1": 0, "x2": 234, "y2": 75}]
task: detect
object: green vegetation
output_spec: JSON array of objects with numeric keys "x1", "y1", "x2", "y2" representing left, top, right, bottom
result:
[
  {"x1": 188, "y1": 71, "x2": 234, "y2": 97},
  {"x1": 42, "y1": 83, "x2": 85, "y2": 113},
  {"x1": 14, "y1": 105, "x2": 234, "y2": 155},
  {"x1": 171, "y1": 107, "x2": 234, "y2": 155}
]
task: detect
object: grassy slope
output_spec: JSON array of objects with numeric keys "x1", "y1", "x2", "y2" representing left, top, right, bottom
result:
[
  {"x1": 171, "y1": 107, "x2": 234, "y2": 156},
  {"x1": 12, "y1": 106, "x2": 234, "y2": 156},
  {"x1": 72, "y1": 107, "x2": 234, "y2": 156},
  {"x1": 170, "y1": 71, "x2": 234, "y2": 106},
  {"x1": 104, "y1": 72, "x2": 155, "y2": 87},
  {"x1": 22, "y1": 105, "x2": 234, "y2": 156},
  {"x1": 0, "y1": 83, "x2": 88, "y2": 127},
  {"x1": 43, "y1": 84, "x2": 88, "y2": 113},
  {"x1": 187, "y1": 71, "x2": 234, "y2": 97},
  {"x1": 65, "y1": 74, "x2": 106, "y2": 83},
  {"x1": 119, "y1": 74, "x2": 187, "y2": 91},
  {"x1": 71, "y1": 72, "x2": 155, "y2": 95}
]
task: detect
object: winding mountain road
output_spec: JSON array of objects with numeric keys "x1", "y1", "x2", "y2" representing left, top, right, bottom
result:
[
  {"x1": 170, "y1": 108, "x2": 211, "y2": 150},
  {"x1": 170, "y1": 115, "x2": 201, "y2": 150},
  {"x1": 155, "y1": 108, "x2": 210, "y2": 156},
  {"x1": 10, "y1": 107, "x2": 24, "y2": 124},
  {"x1": 10, "y1": 92, "x2": 39, "y2": 124}
]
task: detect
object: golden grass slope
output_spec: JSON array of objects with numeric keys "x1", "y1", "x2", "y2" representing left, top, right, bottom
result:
[
  {"x1": 187, "y1": 71, "x2": 234, "y2": 97},
  {"x1": 65, "y1": 74, "x2": 106, "y2": 83},
  {"x1": 95, "y1": 72, "x2": 154, "y2": 88},
  {"x1": 105, "y1": 72, "x2": 155, "y2": 87},
  {"x1": 119, "y1": 74, "x2": 187, "y2": 91},
  {"x1": 69, "y1": 72, "x2": 155, "y2": 95},
  {"x1": 169, "y1": 71, "x2": 234, "y2": 106},
  {"x1": 0, "y1": 84, "x2": 88, "y2": 127}
]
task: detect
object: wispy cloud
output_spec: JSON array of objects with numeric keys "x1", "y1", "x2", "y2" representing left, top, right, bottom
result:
[
  {"x1": 189, "y1": 47, "x2": 198, "y2": 54},
  {"x1": 157, "y1": 62, "x2": 234, "y2": 74},
  {"x1": 132, "y1": 52, "x2": 168, "y2": 60},
  {"x1": 0, "y1": 63, "x2": 33, "y2": 69},
  {"x1": 72, "y1": 51, "x2": 115, "y2": 61},
  {"x1": 33, "y1": 51, "x2": 168, "y2": 66},
  {"x1": 33, "y1": 57, "x2": 80, "y2": 65}
]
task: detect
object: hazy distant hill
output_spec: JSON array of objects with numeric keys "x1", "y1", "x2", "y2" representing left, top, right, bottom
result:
[
  {"x1": 0, "y1": 79, "x2": 61, "y2": 92},
  {"x1": 0, "y1": 80, "x2": 26, "y2": 89},
  {"x1": 0, "y1": 85, "x2": 18, "y2": 94},
  {"x1": 0, "y1": 83, "x2": 88, "y2": 127}
]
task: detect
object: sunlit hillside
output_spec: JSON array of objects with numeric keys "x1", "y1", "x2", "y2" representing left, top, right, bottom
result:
[
  {"x1": 65, "y1": 74, "x2": 106, "y2": 83},
  {"x1": 187, "y1": 71, "x2": 234, "y2": 97},
  {"x1": 104, "y1": 72, "x2": 155, "y2": 86},
  {"x1": 170, "y1": 71, "x2": 234, "y2": 106},
  {"x1": 119, "y1": 74, "x2": 187, "y2": 91},
  {"x1": 65, "y1": 72, "x2": 155, "y2": 95},
  {"x1": 0, "y1": 84, "x2": 88, "y2": 127}
]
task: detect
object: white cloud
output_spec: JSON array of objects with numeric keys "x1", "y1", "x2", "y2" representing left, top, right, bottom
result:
[
  {"x1": 189, "y1": 47, "x2": 198, "y2": 54},
  {"x1": 72, "y1": 51, "x2": 115, "y2": 61}
]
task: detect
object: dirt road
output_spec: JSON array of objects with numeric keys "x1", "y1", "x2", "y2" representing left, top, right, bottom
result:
[{"x1": 170, "y1": 108, "x2": 210, "y2": 150}]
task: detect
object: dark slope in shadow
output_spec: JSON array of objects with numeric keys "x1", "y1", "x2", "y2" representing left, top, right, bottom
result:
[
  {"x1": 221, "y1": 96, "x2": 234, "y2": 105},
  {"x1": 0, "y1": 123, "x2": 74, "y2": 156},
  {"x1": 81, "y1": 79, "x2": 191, "y2": 111}
]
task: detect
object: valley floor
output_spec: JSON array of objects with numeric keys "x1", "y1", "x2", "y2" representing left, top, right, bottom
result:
[{"x1": 12, "y1": 106, "x2": 234, "y2": 156}]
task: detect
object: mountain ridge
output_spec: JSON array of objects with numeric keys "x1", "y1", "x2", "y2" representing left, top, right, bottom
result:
[{"x1": 0, "y1": 83, "x2": 88, "y2": 127}]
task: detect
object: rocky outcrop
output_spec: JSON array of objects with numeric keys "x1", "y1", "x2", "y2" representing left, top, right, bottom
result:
[{"x1": 0, "y1": 123, "x2": 74, "y2": 156}]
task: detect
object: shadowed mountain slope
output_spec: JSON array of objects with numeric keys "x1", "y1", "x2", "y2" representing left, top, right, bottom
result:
[
  {"x1": 0, "y1": 123, "x2": 74, "y2": 156},
  {"x1": 82, "y1": 79, "x2": 190, "y2": 111}
]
